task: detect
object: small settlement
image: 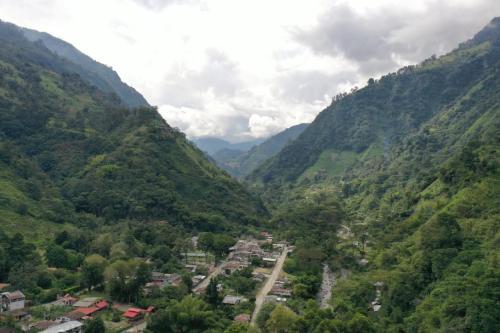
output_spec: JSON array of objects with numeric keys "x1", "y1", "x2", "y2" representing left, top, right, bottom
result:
[{"x1": 0, "y1": 231, "x2": 293, "y2": 331}]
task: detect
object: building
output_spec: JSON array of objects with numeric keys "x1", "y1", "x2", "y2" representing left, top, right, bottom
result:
[
  {"x1": 262, "y1": 257, "x2": 277, "y2": 267},
  {"x1": 192, "y1": 275, "x2": 206, "y2": 286},
  {"x1": 73, "y1": 297, "x2": 99, "y2": 308},
  {"x1": 39, "y1": 321, "x2": 83, "y2": 333},
  {"x1": 123, "y1": 307, "x2": 154, "y2": 322},
  {"x1": 223, "y1": 261, "x2": 247, "y2": 275},
  {"x1": 0, "y1": 291, "x2": 25, "y2": 313},
  {"x1": 74, "y1": 300, "x2": 109, "y2": 317},
  {"x1": 270, "y1": 287, "x2": 292, "y2": 297},
  {"x1": 234, "y1": 313, "x2": 251, "y2": 323},
  {"x1": 123, "y1": 308, "x2": 144, "y2": 322},
  {"x1": 51, "y1": 294, "x2": 78, "y2": 306},
  {"x1": 222, "y1": 295, "x2": 243, "y2": 305}
]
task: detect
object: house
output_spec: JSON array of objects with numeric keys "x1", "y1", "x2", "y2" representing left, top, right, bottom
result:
[
  {"x1": 252, "y1": 272, "x2": 266, "y2": 282},
  {"x1": 73, "y1": 297, "x2": 99, "y2": 308},
  {"x1": 51, "y1": 294, "x2": 78, "y2": 306},
  {"x1": 192, "y1": 275, "x2": 206, "y2": 286},
  {"x1": 64, "y1": 310, "x2": 86, "y2": 321},
  {"x1": 75, "y1": 300, "x2": 109, "y2": 317},
  {"x1": 39, "y1": 320, "x2": 83, "y2": 333},
  {"x1": 0, "y1": 291, "x2": 25, "y2": 313},
  {"x1": 123, "y1": 308, "x2": 144, "y2": 321},
  {"x1": 222, "y1": 295, "x2": 243, "y2": 305},
  {"x1": 30, "y1": 320, "x2": 57, "y2": 331},
  {"x1": 165, "y1": 273, "x2": 182, "y2": 286},
  {"x1": 270, "y1": 287, "x2": 292, "y2": 297},
  {"x1": 0, "y1": 284, "x2": 9, "y2": 291},
  {"x1": 234, "y1": 313, "x2": 251, "y2": 323},
  {"x1": 262, "y1": 257, "x2": 277, "y2": 267},
  {"x1": 223, "y1": 261, "x2": 247, "y2": 275}
]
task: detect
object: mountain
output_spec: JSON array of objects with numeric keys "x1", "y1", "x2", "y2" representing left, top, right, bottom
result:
[
  {"x1": 214, "y1": 123, "x2": 308, "y2": 178},
  {"x1": 250, "y1": 18, "x2": 500, "y2": 331},
  {"x1": 20, "y1": 25, "x2": 149, "y2": 108},
  {"x1": 192, "y1": 137, "x2": 265, "y2": 156},
  {"x1": 0, "y1": 20, "x2": 266, "y2": 242}
]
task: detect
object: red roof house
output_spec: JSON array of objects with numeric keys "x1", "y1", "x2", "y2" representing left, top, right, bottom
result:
[
  {"x1": 95, "y1": 300, "x2": 109, "y2": 310},
  {"x1": 123, "y1": 308, "x2": 144, "y2": 321},
  {"x1": 77, "y1": 307, "x2": 99, "y2": 316}
]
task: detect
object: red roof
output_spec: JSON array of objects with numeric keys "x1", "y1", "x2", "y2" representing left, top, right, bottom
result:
[
  {"x1": 77, "y1": 307, "x2": 99, "y2": 315},
  {"x1": 95, "y1": 300, "x2": 109, "y2": 309},
  {"x1": 123, "y1": 308, "x2": 143, "y2": 319}
]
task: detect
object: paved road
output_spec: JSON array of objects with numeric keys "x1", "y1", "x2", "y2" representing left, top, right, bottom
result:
[
  {"x1": 250, "y1": 247, "x2": 288, "y2": 325},
  {"x1": 192, "y1": 261, "x2": 225, "y2": 293}
]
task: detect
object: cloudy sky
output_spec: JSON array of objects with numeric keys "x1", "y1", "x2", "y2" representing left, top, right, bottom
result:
[{"x1": 1, "y1": 0, "x2": 499, "y2": 141}]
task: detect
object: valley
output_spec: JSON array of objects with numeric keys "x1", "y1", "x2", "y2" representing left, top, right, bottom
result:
[{"x1": 0, "y1": 12, "x2": 499, "y2": 333}]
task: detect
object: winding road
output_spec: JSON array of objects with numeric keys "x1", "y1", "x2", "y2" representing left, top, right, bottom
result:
[{"x1": 250, "y1": 247, "x2": 289, "y2": 325}]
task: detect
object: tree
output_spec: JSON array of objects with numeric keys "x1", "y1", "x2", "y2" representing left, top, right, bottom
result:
[
  {"x1": 105, "y1": 259, "x2": 151, "y2": 302},
  {"x1": 420, "y1": 212, "x2": 462, "y2": 251},
  {"x1": 147, "y1": 295, "x2": 220, "y2": 333},
  {"x1": 82, "y1": 254, "x2": 107, "y2": 290},
  {"x1": 205, "y1": 278, "x2": 221, "y2": 306},
  {"x1": 83, "y1": 317, "x2": 105, "y2": 333},
  {"x1": 347, "y1": 313, "x2": 375, "y2": 333},
  {"x1": 266, "y1": 305, "x2": 298, "y2": 333},
  {"x1": 45, "y1": 244, "x2": 68, "y2": 268},
  {"x1": 256, "y1": 302, "x2": 276, "y2": 332}
]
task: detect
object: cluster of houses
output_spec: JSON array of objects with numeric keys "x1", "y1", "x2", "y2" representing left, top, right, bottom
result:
[
  {"x1": 0, "y1": 289, "x2": 155, "y2": 333},
  {"x1": 222, "y1": 237, "x2": 283, "y2": 275},
  {"x1": 144, "y1": 272, "x2": 182, "y2": 294}
]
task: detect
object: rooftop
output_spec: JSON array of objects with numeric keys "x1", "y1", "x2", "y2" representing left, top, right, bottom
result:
[{"x1": 39, "y1": 321, "x2": 83, "y2": 333}]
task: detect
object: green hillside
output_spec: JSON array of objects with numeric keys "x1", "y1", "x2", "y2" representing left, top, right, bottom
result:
[
  {"x1": 249, "y1": 18, "x2": 500, "y2": 332},
  {"x1": 0, "y1": 20, "x2": 266, "y2": 240},
  {"x1": 21, "y1": 25, "x2": 149, "y2": 108}
]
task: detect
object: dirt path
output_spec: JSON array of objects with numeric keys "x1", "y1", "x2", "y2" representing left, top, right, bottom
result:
[
  {"x1": 250, "y1": 247, "x2": 288, "y2": 325},
  {"x1": 192, "y1": 261, "x2": 225, "y2": 293},
  {"x1": 318, "y1": 263, "x2": 335, "y2": 308}
]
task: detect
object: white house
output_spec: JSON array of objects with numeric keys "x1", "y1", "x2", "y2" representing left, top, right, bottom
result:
[{"x1": 0, "y1": 291, "x2": 25, "y2": 313}]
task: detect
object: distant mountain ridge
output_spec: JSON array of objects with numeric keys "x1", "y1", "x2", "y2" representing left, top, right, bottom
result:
[
  {"x1": 192, "y1": 137, "x2": 265, "y2": 156},
  {"x1": 20, "y1": 25, "x2": 149, "y2": 108},
  {"x1": 214, "y1": 123, "x2": 309, "y2": 178}
]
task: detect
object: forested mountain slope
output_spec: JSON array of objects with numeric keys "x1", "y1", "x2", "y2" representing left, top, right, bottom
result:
[
  {"x1": 20, "y1": 23, "x2": 149, "y2": 108},
  {"x1": 250, "y1": 18, "x2": 500, "y2": 332},
  {"x1": 214, "y1": 123, "x2": 308, "y2": 178},
  {"x1": 0, "y1": 20, "x2": 266, "y2": 241}
]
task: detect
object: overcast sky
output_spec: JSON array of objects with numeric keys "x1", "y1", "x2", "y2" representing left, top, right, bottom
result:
[{"x1": 1, "y1": 0, "x2": 499, "y2": 142}]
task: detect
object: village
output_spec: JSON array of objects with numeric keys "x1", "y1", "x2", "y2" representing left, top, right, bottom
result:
[{"x1": 0, "y1": 232, "x2": 293, "y2": 333}]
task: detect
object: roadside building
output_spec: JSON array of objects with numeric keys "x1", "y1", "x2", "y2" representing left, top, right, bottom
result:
[
  {"x1": 0, "y1": 291, "x2": 25, "y2": 313},
  {"x1": 39, "y1": 320, "x2": 83, "y2": 333}
]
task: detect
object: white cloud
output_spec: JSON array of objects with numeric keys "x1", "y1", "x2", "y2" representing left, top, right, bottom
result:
[{"x1": 0, "y1": 0, "x2": 499, "y2": 141}]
